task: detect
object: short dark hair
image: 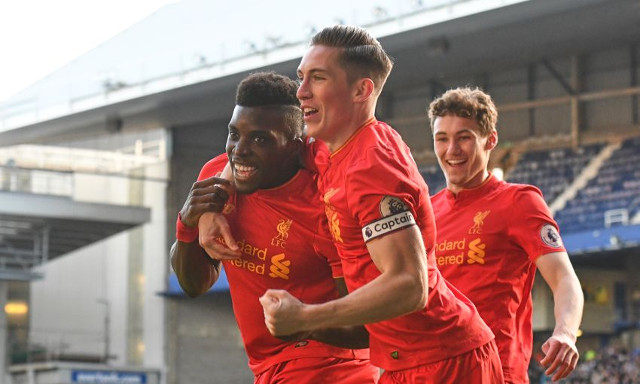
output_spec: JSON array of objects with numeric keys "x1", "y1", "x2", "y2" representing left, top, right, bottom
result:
[
  {"x1": 235, "y1": 71, "x2": 303, "y2": 138},
  {"x1": 428, "y1": 87, "x2": 498, "y2": 137},
  {"x1": 311, "y1": 25, "x2": 394, "y2": 95}
]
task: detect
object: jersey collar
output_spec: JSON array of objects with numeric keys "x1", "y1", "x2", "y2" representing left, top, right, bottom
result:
[
  {"x1": 329, "y1": 117, "x2": 377, "y2": 159},
  {"x1": 445, "y1": 173, "x2": 501, "y2": 205}
]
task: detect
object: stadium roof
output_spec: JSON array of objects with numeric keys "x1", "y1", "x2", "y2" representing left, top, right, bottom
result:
[
  {"x1": 0, "y1": 191, "x2": 150, "y2": 281},
  {"x1": 3, "y1": 0, "x2": 639, "y2": 144}
]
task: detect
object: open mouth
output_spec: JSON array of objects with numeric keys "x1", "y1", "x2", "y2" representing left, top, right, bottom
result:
[
  {"x1": 447, "y1": 159, "x2": 466, "y2": 167},
  {"x1": 303, "y1": 107, "x2": 318, "y2": 118},
  {"x1": 233, "y1": 163, "x2": 257, "y2": 180}
]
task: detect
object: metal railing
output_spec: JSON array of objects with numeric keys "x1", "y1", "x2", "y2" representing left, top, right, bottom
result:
[{"x1": 0, "y1": 166, "x2": 73, "y2": 197}]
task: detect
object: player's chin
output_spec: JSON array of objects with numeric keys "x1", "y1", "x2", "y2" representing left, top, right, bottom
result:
[{"x1": 305, "y1": 123, "x2": 322, "y2": 138}]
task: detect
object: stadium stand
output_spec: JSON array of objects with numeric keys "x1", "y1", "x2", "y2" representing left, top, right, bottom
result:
[
  {"x1": 555, "y1": 136, "x2": 640, "y2": 234},
  {"x1": 506, "y1": 143, "x2": 605, "y2": 207},
  {"x1": 420, "y1": 164, "x2": 447, "y2": 195},
  {"x1": 529, "y1": 345, "x2": 640, "y2": 383}
]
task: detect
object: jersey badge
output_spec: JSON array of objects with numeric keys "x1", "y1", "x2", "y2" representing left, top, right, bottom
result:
[
  {"x1": 469, "y1": 210, "x2": 490, "y2": 234},
  {"x1": 362, "y1": 196, "x2": 415, "y2": 241},
  {"x1": 271, "y1": 218, "x2": 292, "y2": 248},
  {"x1": 540, "y1": 224, "x2": 563, "y2": 248}
]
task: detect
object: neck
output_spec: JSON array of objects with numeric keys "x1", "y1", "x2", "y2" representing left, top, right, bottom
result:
[
  {"x1": 325, "y1": 105, "x2": 376, "y2": 153},
  {"x1": 447, "y1": 170, "x2": 491, "y2": 196},
  {"x1": 326, "y1": 117, "x2": 376, "y2": 153}
]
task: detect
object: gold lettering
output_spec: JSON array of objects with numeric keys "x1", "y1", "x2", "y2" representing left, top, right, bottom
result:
[
  {"x1": 237, "y1": 238, "x2": 269, "y2": 260},
  {"x1": 255, "y1": 247, "x2": 267, "y2": 260},
  {"x1": 227, "y1": 258, "x2": 266, "y2": 275},
  {"x1": 437, "y1": 252, "x2": 464, "y2": 266},
  {"x1": 436, "y1": 238, "x2": 467, "y2": 252}
]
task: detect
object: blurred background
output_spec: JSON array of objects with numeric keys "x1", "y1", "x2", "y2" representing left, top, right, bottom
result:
[{"x1": 0, "y1": 0, "x2": 639, "y2": 383}]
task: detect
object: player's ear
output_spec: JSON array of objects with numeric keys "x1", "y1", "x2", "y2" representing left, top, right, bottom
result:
[
  {"x1": 485, "y1": 130, "x2": 498, "y2": 150},
  {"x1": 353, "y1": 78, "x2": 375, "y2": 103}
]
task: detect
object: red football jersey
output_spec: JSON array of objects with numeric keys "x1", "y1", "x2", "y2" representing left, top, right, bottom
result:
[
  {"x1": 431, "y1": 174, "x2": 566, "y2": 383},
  {"x1": 313, "y1": 120, "x2": 494, "y2": 371},
  {"x1": 198, "y1": 155, "x2": 369, "y2": 375}
]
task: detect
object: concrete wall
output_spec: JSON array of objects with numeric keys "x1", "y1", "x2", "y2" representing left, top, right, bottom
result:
[
  {"x1": 165, "y1": 294, "x2": 251, "y2": 384},
  {"x1": 29, "y1": 159, "x2": 168, "y2": 370}
]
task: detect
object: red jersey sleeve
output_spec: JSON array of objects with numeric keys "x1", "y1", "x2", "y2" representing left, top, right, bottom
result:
[
  {"x1": 345, "y1": 146, "x2": 420, "y2": 241},
  {"x1": 508, "y1": 186, "x2": 566, "y2": 262}
]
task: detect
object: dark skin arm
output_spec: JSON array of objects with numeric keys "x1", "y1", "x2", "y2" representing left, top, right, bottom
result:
[
  {"x1": 170, "y1": 175, "x2": 235, "y2": 297},
  {"x1": 170, "y1": 240, "x2": 221, "y2": 298}
]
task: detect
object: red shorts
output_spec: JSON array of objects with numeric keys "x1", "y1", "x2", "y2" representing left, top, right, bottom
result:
[
  {"x1": 379, "y1": 340, "x2": 504, "y2": 384},
  {"x1": 255, "y1": 356, "x2": 379, "y2": 384}
]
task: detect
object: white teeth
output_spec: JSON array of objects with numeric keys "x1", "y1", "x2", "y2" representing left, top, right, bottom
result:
[
  {"x1": 448, "y1": 159, "x2": 465, "y2": 165},
  {"x1": 303, "y1": 108, "x2": 317, "y2": 114},
  {"x1": 234, "y1": 164, "x2": 256, "y2": 172}
]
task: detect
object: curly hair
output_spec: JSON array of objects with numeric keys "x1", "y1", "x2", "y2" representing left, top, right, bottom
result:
[
  {"x1": 427, "y1": 87, "x2": 498, "y2": 137},
  {"x1": 236, "y1": 71, "x2": 303, "y2": 138},
  {"x1": 311, "y1": 25, "x2": 394, "y2": 95}
]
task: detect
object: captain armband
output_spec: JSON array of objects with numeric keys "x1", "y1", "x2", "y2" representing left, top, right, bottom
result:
[{"x1": 361, "y1": 211, "x2": 416, "y2": 242}]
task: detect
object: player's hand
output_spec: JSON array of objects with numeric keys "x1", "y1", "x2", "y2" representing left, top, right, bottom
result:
[
  {"x1": 539, "y1": 333, "x2": 579, "y2": 382},
  {"x1": 179, "y1": 177, "x2": 232, "y2": 228},
  {"x1": 259, "y1": 289, "x2": 307, "y2": 336},
  {"x1": 199, "y1": 212, "x2": 241, "y2": 260}
]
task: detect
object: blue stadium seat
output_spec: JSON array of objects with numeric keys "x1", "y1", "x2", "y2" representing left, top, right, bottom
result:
[{"x1": 553, "y1": 136, "x2": 640, "y2": 233}]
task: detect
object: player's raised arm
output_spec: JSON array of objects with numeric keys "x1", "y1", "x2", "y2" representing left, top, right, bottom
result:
[{"x1": 170, "y1": 175, "x2": 234, "y2": 297}]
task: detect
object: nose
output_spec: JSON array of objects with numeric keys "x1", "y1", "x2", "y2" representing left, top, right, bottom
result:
[
  {"x1": 231, "y1": 136, "x2": 250, "y2": 157},
  {"x1": 447, "y1": 140, "x2": 460, "y2": 154},
  {"x1": 296, "y1": 78, "x2": 310, "y2": 100}
]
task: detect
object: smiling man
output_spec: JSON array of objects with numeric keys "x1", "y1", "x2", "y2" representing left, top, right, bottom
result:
[
  {"x1": 258, "y1": 25, "x2": 504, "y2": 383},
  {"x1": 428, "y1": 87, "x2": 584, "y2": 383},
  {"x1": 170, "y1": 72, "x2": 378, "y2": 383}
]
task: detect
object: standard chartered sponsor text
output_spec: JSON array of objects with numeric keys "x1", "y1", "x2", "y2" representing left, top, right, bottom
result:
[
  {"x1": 221, "y1": 238, "x2": 290, "y2": 278},
  {"x1": 436, "y1": 238, "x2": 486, "y2": 266}
]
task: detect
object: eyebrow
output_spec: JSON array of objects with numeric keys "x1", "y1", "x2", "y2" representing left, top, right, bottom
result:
[
  {"x1": 297, "y1": 68, "x2": 329, "y2": 76},
  {"x1": 435, "y1": 128, "x2": 475, "y2": 135}
]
